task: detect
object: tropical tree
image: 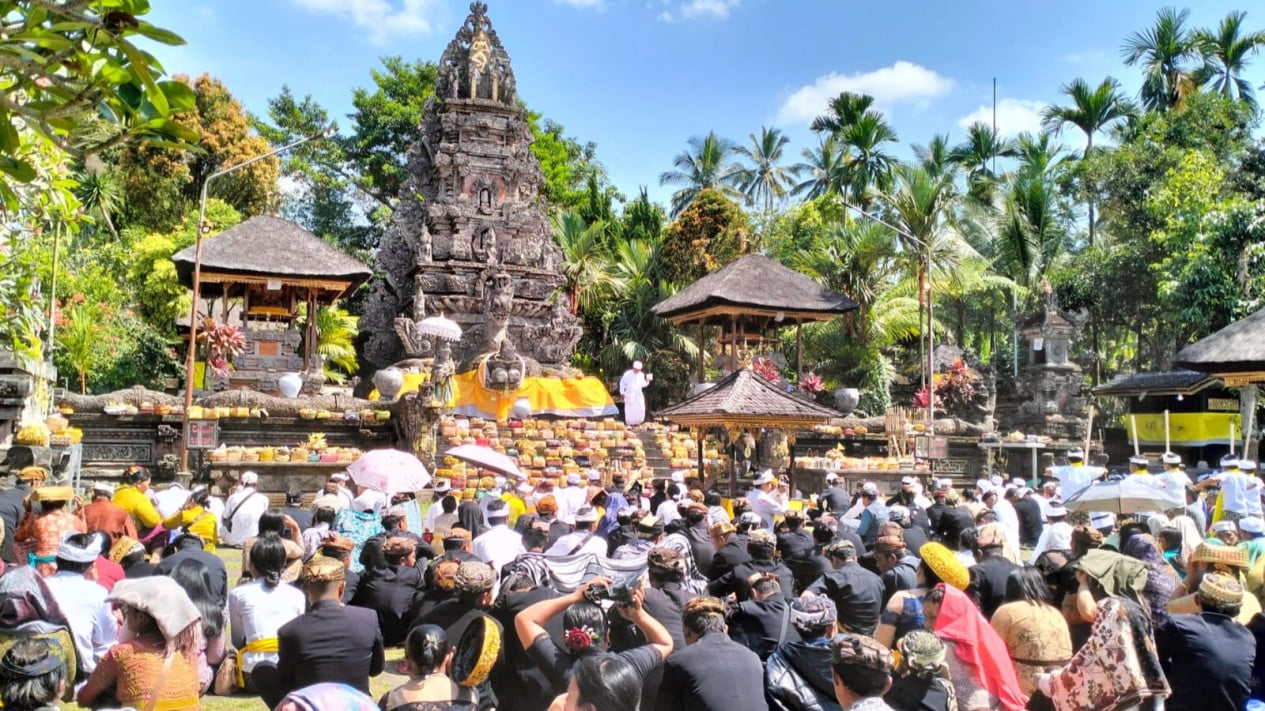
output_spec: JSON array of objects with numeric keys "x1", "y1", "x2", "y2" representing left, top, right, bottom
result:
[
  {"x1": 1195, "y1": 10, "x2": 1265, "y2": 108},
  {"x1": 733, "y1": 127, "x2": 798, "y2": 212},
  {"x1": 75, "y1": 168, "x2": 126, "y2": 241},
  {"x1": 1011, "y1": 132, "x2": 1069, "y2": 178},
  {"x1": 554, "y1": 211, "x2": 624, "y2": 315},
  {"x1": 792, "y1": 136, "x2": 848, "y2": 200},
  {"x1": 949, "y1": 122, "x2": 1014, "y2": 205},
  {"x1": 658, "y1": 132, "x2": 741, "y2": 216},
  {"x1": 840, "y1": 112, "x2": 900, "y2": 210},
  {"x1": 1041, "y1": 77, "x2": 1135, "y2": 245},
  {"x1": 315, "y1": 306, "x2": 360, "y2": 384},
  {"x1": 809, "y1": 92, "x2": 876, "y2": 135},
  {"x1": 913, "y1": 134, "x2": 955, "y2": 180},
  {"x1": 1122, "y1": 7, "x2": 1202, "y2": 111},
  {"x1": 996, "y1": 167, "x2": 1068, "y2": 289}
]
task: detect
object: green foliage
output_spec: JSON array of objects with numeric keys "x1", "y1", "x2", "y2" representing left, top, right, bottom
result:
[
  {"x1": 346, "y1": 57, "x2": 437, "y2": 207},
  {"x1": 528, "y1": 114, "x2": 609, "y2": 212},
  {"x1": 659, "y1": 132, "x2": 743, "y2": 216},
  {"x1": 658, "y1": 189, "x2": 751, "y2": 286},
  {"x1": 313, "y1": 306, "x2": 360, "y2": 385}
]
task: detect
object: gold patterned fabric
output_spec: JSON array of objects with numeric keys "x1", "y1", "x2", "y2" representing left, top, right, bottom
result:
[{"x1": 990, "y1": 601, "x2": 1074, "y2": 696}]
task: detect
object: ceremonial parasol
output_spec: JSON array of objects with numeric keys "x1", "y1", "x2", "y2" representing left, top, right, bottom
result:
[
  {"x1": 347, "y1": 448, "x2": 431, "y2": 496},
  {"x1": 1062, "y1": 478, "x2": 1171, "y2": 515},
  {"x1": 445, "y1": 444, "x2": 525, "y2": 480},
  {"x1": 417, "y1": 314, "x2": 463, "y2": 342}
]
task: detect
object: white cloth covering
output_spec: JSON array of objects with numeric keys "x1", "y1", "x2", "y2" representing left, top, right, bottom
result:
[
  {"x1": 472, "y1": 524, "x2": 526, "y2": 575},
  {"x1": 228, "y1": 579, "x2": 306, "y2": 673},
  {"x1": 619, "y1": 368, "x2": 651, "y2": 426},
  {"x1": 44, "y1": 571, "x2": 117, "y2": 675}
]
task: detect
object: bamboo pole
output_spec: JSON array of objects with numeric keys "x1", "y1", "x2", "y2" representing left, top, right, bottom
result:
[
  {"x1": 1163, "y1": 409, "x2": 1171, "y2": 453},
  {"x1": 1130, "y1": 415, "x2": 1140, "y2": 456},
  {"x1": 1231, "y1": 422, "x2": 1237, "y2": 456}
]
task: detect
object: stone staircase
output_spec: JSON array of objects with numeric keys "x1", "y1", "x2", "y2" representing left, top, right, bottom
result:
[{"x1": 633, "y1": 429, "x2": 676, "y2": 480}]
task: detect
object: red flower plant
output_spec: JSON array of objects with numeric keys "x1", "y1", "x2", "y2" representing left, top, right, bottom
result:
[{"x1": 799, "y1": 372, "x2": 825, "y2": 393}]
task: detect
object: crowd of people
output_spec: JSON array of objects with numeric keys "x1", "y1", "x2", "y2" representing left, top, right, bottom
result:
[{"x1": 0, "y1": 448, "x2": 1264, "y2": 710}]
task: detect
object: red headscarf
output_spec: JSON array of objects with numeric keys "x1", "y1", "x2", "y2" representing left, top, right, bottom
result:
[{"x1": 932, "y1": 583, "x2": 1027, "y2": 711}]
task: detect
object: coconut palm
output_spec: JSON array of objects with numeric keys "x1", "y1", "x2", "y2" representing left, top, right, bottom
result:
[
  {"x1": 658, "y1": 132, "x2": 741, "y2": 216},
  {"x1": 1196, "y1": 10, "x2": 1265, "y2": 108},
  {"x1": 554, "y1": 211, "x2": 624, "y2": 315},
  {"x1": 1011, "y1": 132, "x2": 1069, "y2": 178},
  {"x1": 733, "y1": 126, "x2": 799, "y2": 212},
  {"x1": 949, "y1": 122, "x2": 1015, "y2": 205},
  {"x1": 1122, "y1": 7, "x2": 1201, "y2": 111},
  {"x1": 838, "y1": 112, "x2": 899, "y2": 211},
  {"x1": 1041, "y1": 77, "x2": 1135, "y2": 245},
  {"x1": 913, "y1": 134, "x2": 955, "y2": 180},
  {"x1": 996, "y1": 169, "x2": 1068, "y2": 290},
  {"x1": 792, "y1": 136, "x2": 848, "y2": 200}
]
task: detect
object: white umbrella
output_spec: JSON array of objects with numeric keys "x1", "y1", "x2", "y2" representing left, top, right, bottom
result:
[
  {"x1": 418, "y1": 314, "x2": 463, "y2": 342},
  {"x1": 445, "y1": 443, "x2": 526, "y2": 480},
  {"x1": 347, "y1": 448, "x2": 431, "y2": 496},
  {"x1": 1062, "y1": 478, "x2": 1172, "y2": 515}
]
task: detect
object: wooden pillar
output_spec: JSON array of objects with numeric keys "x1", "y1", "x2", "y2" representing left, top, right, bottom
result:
[
  {"x1": 697, "y1": 321, "x2": 705, "y2": 384},
  {"x1": 796, "y1": 322, "x2": 803, "y2": 380},
  {"x1": 695, "y1": 426, "x2": 705, "y2": 480}
]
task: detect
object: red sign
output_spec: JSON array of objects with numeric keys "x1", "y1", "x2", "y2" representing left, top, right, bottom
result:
[{"x1": 185, "y1": 421, "x2": 219, "y2": 450}]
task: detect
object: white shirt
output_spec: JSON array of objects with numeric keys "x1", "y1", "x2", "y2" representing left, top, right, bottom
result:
[
  {"x1": 555, "y1": 486, "x2": 587, "y2": 525},
  {"x1": 312, "y1": 487, "x2": 354, "y2": 510},
  {"x1": 228, "y1": 580, "x2": 306, "y2": 673},
  {"x1": 1053, "y1": 465, "x2": 1105, "y2": 499},
  {"x1": 44, "y1": 572, "x2": 116, "y2": 675},
  {"x1": 472, "y1": 524, "x2": 525, "y2": 574},
  {"x1": 656, "y1": 500, "x2": 681, "y2": 525},
  {"x1": 546, "y1": 530, "x2": 606, "y2": 558},
  {"x1": 1215, "y1": 470, "x2": 1261, "y2": 516},
  {"x1": 990, "y1": 498, "x2": 1021, "y2": 550},
  {"x1": 221, "y1": 486, "x2": 269, "y2": 546},
  {"x1": 707, "y1": 506, "x2": 731, "y2": 528},
  {"x1": 751, "y1": 489, "x2": 786, "y2": 529},
  {"x1": 153, "y1": 484, "x2": 190, "y2": 519},
  {"x1": 1031, "y1": 521, "x2": 1074, "y2": 560},
  {"x1": 353, "y1": 489, "x2": 387, "y2": 515}
]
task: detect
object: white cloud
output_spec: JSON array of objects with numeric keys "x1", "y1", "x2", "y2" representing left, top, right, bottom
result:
[
  {"x1": 658, "y1": 0, "x2": 741, "y2": 22},
  {"x1": 774, "y1": 61, "x2": 954, "y2": 125},
  {"x1": 957, "y1": 98, "x2": 1046, "y2": 137},
  {"x1": 1063, "y1": 49, "x2": 1106, "y2": 65},
  {"x1": 290, "y1": 0, "x2": 442, "y2": 44}
]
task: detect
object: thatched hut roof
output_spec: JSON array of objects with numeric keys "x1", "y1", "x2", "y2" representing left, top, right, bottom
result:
[
  {"x1": 652, "y1": 254, "x2": 858, "y2": 327},
  {"x1": 172, "y1": 216, "x2": 372, "y2": 298},
  {"x1": 657, "y1": 368, "x2": 842, "y2": 428},
  {"x1": 1174, "y1": 307, "x2": 1265, "y2": 384},
  {"x1": 1092, "y1": 370, "x2": 1221, "y2": 398}
]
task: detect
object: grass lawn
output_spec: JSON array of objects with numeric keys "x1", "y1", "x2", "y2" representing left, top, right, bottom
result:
[{"x1": 62, "y1": 546, "x2": 411, "y2": 710}]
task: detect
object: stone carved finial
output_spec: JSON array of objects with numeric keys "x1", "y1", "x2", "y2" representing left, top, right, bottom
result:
[{"x1": 436, "y1": 1, "x2": 516, "y2": 105}]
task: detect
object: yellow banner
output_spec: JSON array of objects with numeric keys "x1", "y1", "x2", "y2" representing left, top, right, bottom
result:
[
  {"x1": 1127, "y1": 412, "x2": 1243, "y2": 446},
  {"x1": 371, "y1": 370, "x2": 617, "y2": 420}
]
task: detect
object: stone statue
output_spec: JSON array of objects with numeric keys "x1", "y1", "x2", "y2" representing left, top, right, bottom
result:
[
  {"x1": 483, "y1": 271, "x2": 514, "y2": 352},
  {"x1": 430, "y1": 340, "x2": 455, "y2": 405}
]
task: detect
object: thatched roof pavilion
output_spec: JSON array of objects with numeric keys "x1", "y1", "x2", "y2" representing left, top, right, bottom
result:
[
  {"x1": 172, "y1": 216, "x2": 371, "y2": 299},
  {"x1": 1092, "y1": 370, "x2": 1221, "y2": 398},
  {"x1": 652, "y1": 254, "x2": 857, "y2": 379},
  {"x1": 1175, "y1": 307, "x2": 1265, "y2": 386}
]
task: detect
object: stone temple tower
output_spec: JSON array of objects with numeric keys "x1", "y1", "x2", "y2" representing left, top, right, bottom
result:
[{"x1": 361, "y1": 1, "x2": 581, "y2": 373}]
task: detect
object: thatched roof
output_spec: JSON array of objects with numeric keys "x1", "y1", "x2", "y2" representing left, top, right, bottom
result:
[
  {"x1": 657, "y1": 368, "x2": 842, "y2": 428},
  {"x1": 1175, "y1": 307, "x2": 1265, "y2": 381},
  {"x1": 652, "y1": 254, "x2": 857, "y2": 326},
  {"x1": 172, "y1": 216, "x2": 372, "y2": 297},
  {"x1": 1092, "y1": 370, "x2": 1221, "y2": 398}
]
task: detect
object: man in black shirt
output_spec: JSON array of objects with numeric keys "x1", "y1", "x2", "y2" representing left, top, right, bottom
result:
[
  {"x1": 806, "y1": 540, "x2": 885, "y2": 636},
  {"x1": 873, "y1": 535, "x2": 919, "y2": 606},
  {"x1": 1154, "y1": 573, "x2": 1255, "y2": 711},
  {"x1": 706, "y1": 521, "x2": 750, "y2": 581},
  {"x1": 967, "y1": 523, "x2": 1019, "y2": 619},
  {"x1": 776, "y1": 509, "x2": 814, "y2": 561},
  {"x1": 352, "y1": 536, "x2": 425, "y2": 646},
  {"x1": 933, "y1": 492, "x2": 976, "y2": 550},
  {"x1": 279, "y1": 487, "x2": 313, "y2": 532},
  {"x1": 888, "y1": 505, "x2": 929, "y2": 554},
  {"x1": 155, "y1": 533, "x2": 228, "y2": 609},
  {"x1": 726, "y1": 571, "x2": 800, "y2": 660},
  {"x1": 361, "y1": 505, "x2": 434, "y2": 570},
  {"x1": 658, "y1": 596, "x2": 766, "y2": 711},
  {"x1": 1013, "y1": 487, "x2": 1044, "y2": 548},
  {"x1": 786, "y1": 521, "x2": 835, "y2": 595},
  {"x1": 606, "y1": 507, "x2": 638, "y2": 557},
  {"x1": 277, "y1": 557, "x2": 384, "y2": 703},
  {"x1": 676, "y1": 501, "x2": 715, "y2": 575},
  {"x1": 709, "y1": 529, "x2": 794, "y2": 601},
  {"x1": 818, "y1": 473, "x2": 850, "y2": 514}
]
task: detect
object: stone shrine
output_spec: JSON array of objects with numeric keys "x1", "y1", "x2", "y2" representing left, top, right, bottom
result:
[
  {"x1": 360, "y1": 1, "x2": 582, "y2": 374},
  {"x1": 996, "y1": 281, "x2": 1091, "y2": 440}
]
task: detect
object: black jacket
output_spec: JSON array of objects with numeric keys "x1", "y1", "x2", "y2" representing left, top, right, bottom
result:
[
  {"x1": 818, "y1": 485, "x2": 850, "y2": 514},
  {"x1": 706, "y1": 535, "x2": 751, "y2": 581},
  {"x1": 933, "y1": 506, "x2": 975, "y2": 549},
  {"x1": 0, "y1": 485, "x2": 29, "y2": 564},
  {"x1": 280, "y1": 506, "x2": 313, "y2": 531},
  {"x1": 881, "y1": 555, "x2": 920, "y2": 606},
  {"x1": 607, "y1": 523, "x2": 637, "y2": 557},
  {"x1": 610, "y1": 582, "x2": 695, "y2": 707},
  {"x1": 277, "y1": 600, "x2": 384, "y2": 697},
  {"x1": 765, "y1": 640, "x2": 841, "y2": 711},
  {"x1": 155, "y1": 547, "x2": 229, "y2": 610},
  {"x1": 1156, "y1": 611, "x2": 1255, "y2": 711},
  {"x1": 925, "y1": 501, "x2": 949, "y2": 532},
  {"x1": 968, "y1": 554, "x2": 1019, "y2": 620},
  {"x1": 785, "y1": 551, "x2": 831, "y2": 596},
  {"x1": 727, "y1": 592, "x2": 801, "y2": 661},
  {"x1": 886, "y1": 674, "x2": 957, "y2": 711},
  {"x1": 360, "y1": 530, "x2": 434, "y2": 570},
  {"x1": 805, "y1": 561, "x2": 885, "y2": 636},
  {"x1": 776, "y1": 529, "x2": 814, "y2": 561},
  {"x1": 1014, "y1": 497, "x2": 1044, "y2": 547},
  {"x1": 490, "y1": 587, "x2": 564, "y2": 711},
  {"x1": 656, "y1": 631, "x2": 767, "y2": 711},
  {"x1": 351, "y1": 563, "x2": 425, "y2": 646},
  {"x1": 898, "y1": 523, "x2": 930, "y2": 555},
  {"x1": 682, "y1": 523, "x2": 715, "y2": 575}
]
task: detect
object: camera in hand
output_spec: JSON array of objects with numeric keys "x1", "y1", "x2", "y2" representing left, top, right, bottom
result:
[{"x1": 583, "y1": 573, "x2": 642, "y2": 606}]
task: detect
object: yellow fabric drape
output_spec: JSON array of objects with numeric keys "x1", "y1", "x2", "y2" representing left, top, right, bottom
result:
[{"x1": 236, "y1": 637, "x2": 279, "y2": 688}]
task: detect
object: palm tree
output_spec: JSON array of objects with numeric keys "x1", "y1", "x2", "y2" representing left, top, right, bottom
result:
[
  {"x1": 949, "y1": 122, "x2": 1015, "y2": 205},
  {"x1": 1196, "y1": 10, "x2": 1265, "y2": 108},
  {"x1": 1011, "y1": 132, "x2": 1069, "y2": 178},
  {"x1": 838, "y1": 111, "x2": 899, "y2": 211},
  {"x1": 913, "y1": 134, "x2": 955, "y2": 180},
  {"x1": 733, "y1": 126, "x2": 799, "y2": 212},
  {"x1": 792, "y1": 136, "x2": 848, "y2": 200},
  {"x1": 75, "y1": 168, "x2": 125, "y2": 241},
  {"x1": 1041, "y1": 77, "x2": 1135, "y2": 245},
  {"x1": 658, "y1": 132, "x2": 741, "y2": 216},
  {"x1": 554, "y1": 211, "x2": 624, "y2": 315},
  {"x1": 810, "y1": 92, "x2": 875, "y2": 135},
  {"x1": 315, "y1": 306, "x2": 359, "y2": 385},
  {"x1": 996, "y1": 169, "x2": 1068, "y2": 290},
  {"x1": 1122, "y1": 7, "x2": 1201, "y2": 111}
]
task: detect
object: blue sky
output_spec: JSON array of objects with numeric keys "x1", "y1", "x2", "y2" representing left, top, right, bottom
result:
[{"x1": 145, "y1": 1, "x2": 1265, "y2": 206}]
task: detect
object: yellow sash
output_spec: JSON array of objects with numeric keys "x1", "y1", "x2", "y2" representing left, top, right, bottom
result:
[{"x1": 236, "y1": 637, "x2": 279, "y2": 688}]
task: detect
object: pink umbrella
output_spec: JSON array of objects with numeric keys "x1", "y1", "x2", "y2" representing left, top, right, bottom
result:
[
  {"x1": 444, "y1": 444, "x2": 526, "y2": 480},
  {"x1": 347, "y1": 448, "x2": 431, "y2": 496}
]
